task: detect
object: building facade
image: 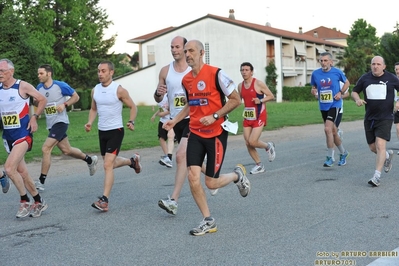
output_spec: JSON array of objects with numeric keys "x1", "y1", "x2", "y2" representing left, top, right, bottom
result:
[{"x1": 116, "y1": 11, "x2": 346, "y2": 105}]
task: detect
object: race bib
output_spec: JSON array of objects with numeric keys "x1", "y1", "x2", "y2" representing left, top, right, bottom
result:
[
  {"x1": 173, "y1": 96, "x2": 185, "y2": 107},
  {"x1": 243, "y1": 107, "x2": 256, "y2": 120},
  {"x1": 366, "y1": 84, "x2": 387, "y2": 100},
  {"x1": 319, "y1": 90, "x2": 333, "y2": 103},
  {"x1": 1, "y1": 110, "x2": 21, "y2": 129},
  {"x1": 44, "y1": 102, "x2": 57, "y2": 117}
]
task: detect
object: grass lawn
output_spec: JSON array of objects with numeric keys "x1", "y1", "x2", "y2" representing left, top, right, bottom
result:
[{"x1": 0, "y1": 100, "x2": 365, "y2": 165}]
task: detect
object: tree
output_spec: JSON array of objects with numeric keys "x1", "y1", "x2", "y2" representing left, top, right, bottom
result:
[
  {"x1": 265, "y1": 60, "x2": 278, "y2": 96},
  {"x1": 336, "y1": 19, "x2": 380, "y2": 83},
  {"x1": 11, "y1": 0, "x2": 116, "y2": 88},
  {"x1": 378, "y1": 22, "x2": 399, "y2": 71},
  {"x1": 131, "y1": 51, "x2": 139, "y2": 69},
  {"x1": 0, "y1": 2, "x2": 42, "y2": 84}
]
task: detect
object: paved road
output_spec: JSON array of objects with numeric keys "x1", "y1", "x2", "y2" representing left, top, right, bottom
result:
[{"x1": 1, "y1": 120, "x2": 399, "y2": 266}]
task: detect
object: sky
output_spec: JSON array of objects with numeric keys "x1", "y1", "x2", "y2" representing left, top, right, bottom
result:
[{"x1": 99, "y1": 0, "x2": 398, "y2": 54}]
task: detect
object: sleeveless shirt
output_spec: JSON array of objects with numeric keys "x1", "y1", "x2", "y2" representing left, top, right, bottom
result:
[
  {"x1": 165, "y1": 62, "x2": 191, "y2": 118},
  {"x1": 157, "y1": 93, "x2": 170, "y2": 124},
  {"x1": 240, "y1": 78, "x2": 266, "y2": 120},
  {"x1": 0, "y1": 80, "x2": 32, "y2": 140},
  {"x1": 93, "y1": 81, "x2": 123, "y2": 131}
]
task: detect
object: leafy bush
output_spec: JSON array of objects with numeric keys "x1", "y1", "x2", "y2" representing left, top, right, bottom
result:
[
  {"x1": 75, "y1": 89, "x2": 92, "y2": 110},
  {"x1": 282, "y1": 85, "x2": 353, "y2": 101}
]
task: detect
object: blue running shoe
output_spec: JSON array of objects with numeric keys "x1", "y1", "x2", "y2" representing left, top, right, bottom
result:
[
  {"x1": 338, "y1": 151, "x2": 349, "y2": 166},
  {"x1": 0, "y1": 171, "x2": 10, "y2": 193},
  {"x1": 323, "y1": 156, "x2": 334, "y2": 167}
]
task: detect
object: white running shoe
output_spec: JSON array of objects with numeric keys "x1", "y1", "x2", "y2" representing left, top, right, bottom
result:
[
  {"x1": 30, "y1": 200, "x2": 48, "y2": 218},
  {"x1": 368, "y1": 175, "x2": 380, "y2": 187},
  {"x1": 160, "y1": 156, "x2": 173, "y2": 168},
  {"x1": 266, "y1": 142, "x2": 276, "y2": 162},
  {"x1": 250, "y1": 163, "x2": 265, "y2": 174},
  {"x1": 189, "y1": 217, "x2": 217, "y2": 236},
  {"x1": 158, "y1": 196, "x2": 178, "y2": 215},
  {"x1": 209, "y1": 189, "x2": 219, "y2": 196},
  {"x1": 234, "y1": 164, "x2": 250, "y2": 197},
  {"x1": 16, "y1": 201, "x2": 32, "y2": 218},
  {"x1": 35, "y1": 181, "x2": 45, "y2": 192},
  {"x1": 88, "y1": 155, "x2": 98, "y2": 176},
  {"x1": 384, "y1": 150, "x2": 393, "y2": 173}
]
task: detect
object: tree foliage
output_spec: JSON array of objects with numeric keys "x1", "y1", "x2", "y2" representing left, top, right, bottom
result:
[
  {"x1": 0, "y1": 2, "x2": 42, "y2": 84},
  {"x1": 0, "y1": 0, "x2": 120, "y2": 89},
  {"x1": 265, "y1": 60, "x2": 278, "y2": 96},
  {"x1": 337, "y1": 19, "x2": 380, "y2": 84},
  {"x1": 378, "y1": 22, "x2": 399, "y2": 71}
]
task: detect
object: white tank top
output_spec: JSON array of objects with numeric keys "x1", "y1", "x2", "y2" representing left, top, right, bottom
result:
[
  {"x1": 165, "y1": 62, "x2": 191, "y2": 118},
  {"x1": 93, "y1": 81, "x2": 123, "y2": 131},
  {"x1": 158, "y1": 93, "x2": 170, "y2": 123}
]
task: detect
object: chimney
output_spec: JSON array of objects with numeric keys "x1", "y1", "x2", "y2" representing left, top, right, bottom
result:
[
  {"x1": 299, "y1": 27, "x2": 303, "y2": 34},
  {"x1": 313, "y1": 31, "x2": 318, "y2": 38},
  {"x1": 229, "y1": 9, "x2": 235, "y2": 19}
]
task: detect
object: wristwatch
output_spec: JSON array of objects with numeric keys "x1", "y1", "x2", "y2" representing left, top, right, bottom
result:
[{"x1": 213, "y1": 113, "x2": 219, "y2": 120}]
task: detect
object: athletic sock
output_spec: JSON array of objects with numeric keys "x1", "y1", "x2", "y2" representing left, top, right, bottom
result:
[
  {"x1": 374, "y1": 170, "x2": 381, "y2": 178},
  {"x1": 168, "y1": 154, "x2": 172, "y2": 160},
  {"x1": 101, "y1": 195, "x2": 108, "y2": 203},
  {"x1": 33, "y1": 194, "x2": 42, "y2": 203},
  {"x1": 21, "y1": 194, "x2": 30, "y2": 202},
  {"x1": 39, "y1": 174, "x2": 47, "y2": 184},
  {"x1": 85, "y1": 155, "x2": 93, "y2": 164}
]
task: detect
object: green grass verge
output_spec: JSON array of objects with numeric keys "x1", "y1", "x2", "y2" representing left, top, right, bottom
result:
[{"x1": 0, "y1": 100, "x2": 364, "y2": 165}]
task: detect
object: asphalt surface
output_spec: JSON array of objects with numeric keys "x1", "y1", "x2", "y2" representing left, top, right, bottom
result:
[{"x1": 1, "y1": 120, "x2": 399, "y2": 266}]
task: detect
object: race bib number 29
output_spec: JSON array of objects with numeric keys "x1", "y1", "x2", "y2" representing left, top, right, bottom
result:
[{"x1": 174, "y1": 96, "x2": 185, "y2": 107}]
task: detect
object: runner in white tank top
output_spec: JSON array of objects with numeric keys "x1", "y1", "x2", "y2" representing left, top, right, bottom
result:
[
  {"x1": 85, "y1": 61, "x2": 142, "y2": 212},
  {"x1": 153, "y1": 36, "x2": 193, "y2": 216}
]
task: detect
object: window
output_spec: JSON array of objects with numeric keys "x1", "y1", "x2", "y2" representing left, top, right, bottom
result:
[
  {"x1": 294, "y1": 41, "x2": 307, "y2": 56},
  {"x1": 147, "y1": 45, "x2": 155, "y2": 65},
  {"x1": 205, "y1": 43, "x2": 210, "y2": 64}
]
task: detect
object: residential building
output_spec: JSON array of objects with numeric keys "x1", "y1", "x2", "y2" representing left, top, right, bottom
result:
[{"x1": 115, "y1": 10, "x2": 347, "y2": 105}]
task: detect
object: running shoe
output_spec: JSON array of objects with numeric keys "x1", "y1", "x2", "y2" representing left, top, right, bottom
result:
[
  {"x1": 130, "y1": 153, "x2": 142, "y2": 174},
  {"x1": 189, "y1": 217, "x2": 217, "y2": 236},
  {"x1": 160, "y1": 156, "x2": 173, "y2": 168},
  {"x1": 30, "y1": 200, "x2": 48, "y2": 218},
  {"x1": 266, "y1": 142, "x2": 276, "y2": 162},
  {"x1": 16, "y1": 201, "x2": 32, "y2": 218},
  {"x1": 91, "y1": 197, "x2": 108, "y2": 212},
  {"x1": 234, "y1": 164, "x2": 250, "y2": 197},
  {"x1": 209, "y1": 189, "x2": 219, "y2": 196},
  {"x1": 88, "y1": 155, "x2": 98, "y2": 176},
  {"x1": 159, "y1": 156, "x2": 166, "y2": 166},
  {"x1": 158, "y1": 196, "x2": 178, "y2": 215},
  {"x1": 250, "y1": 163, "x2": 265, "y2": 174},
  {"x1": 368, "y1": 175, "x2": 380, "y2": 187},
  {"x1": 338, "y1": 151, "x2": 349, "y2": 166},
  {"x1": 35, "y1": 180, "x2": 45, "y2": 191},
  {"x1": 384, "y1": 150, "x2": 394, "y2": 173},
  {"x1": 0, "y1": 171, "x2": 10, "y2": 193},
  {"x1": 323, "y1": 156, "x2": 334, "y2": 167}
]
